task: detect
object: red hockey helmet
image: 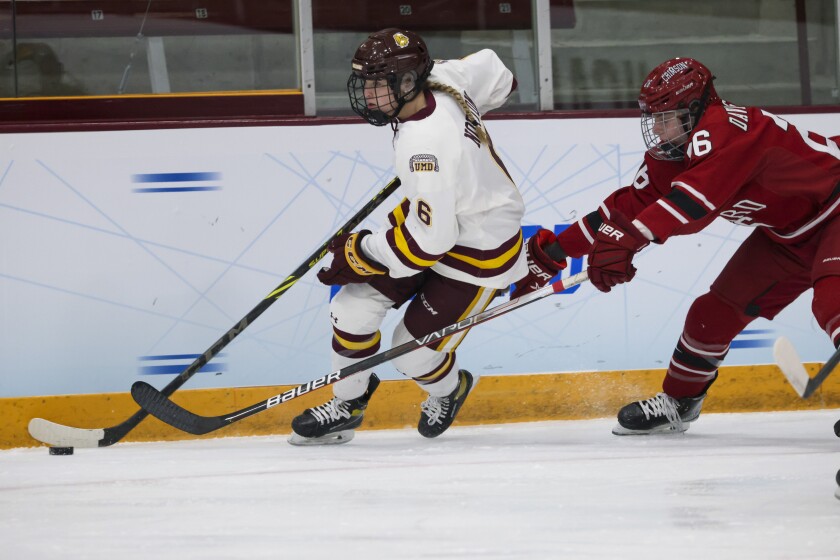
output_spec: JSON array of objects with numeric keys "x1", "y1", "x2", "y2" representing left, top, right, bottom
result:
[
  {"x1": 638, "y1": 58, "x2": 719, "y2": 160},
  {"x1": 347, "y1": 29, "x2": 434, "y2": 126}
]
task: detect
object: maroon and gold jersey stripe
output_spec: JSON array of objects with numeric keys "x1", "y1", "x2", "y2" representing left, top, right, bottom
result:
[
  {"x1": 385, "y1": 222, "x2": 446, "y2": 271},
  {"x1": 439, "y1": 230, "x2": 522, "y2": 278},
  {"x1": 387, "y1": 198, "x2": 411, "y2": 228}
]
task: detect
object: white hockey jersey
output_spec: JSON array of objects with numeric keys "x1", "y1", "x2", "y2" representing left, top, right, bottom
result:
[{"x1": 362, "y1": 49, "x2": 527, "y2": 289}]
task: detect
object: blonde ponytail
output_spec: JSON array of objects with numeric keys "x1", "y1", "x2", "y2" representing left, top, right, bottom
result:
[{"x1": 427, "y1": 81, "x2": 488, "y2": 145}]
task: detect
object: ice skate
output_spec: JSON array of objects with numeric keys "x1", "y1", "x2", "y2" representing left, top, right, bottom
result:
[
  {"x1": 418, "y1": 369, "x2": 475, "y2": 438},
  {"x1": 612, "y1": 391, "x2": 707, "y2": 435},
  {"x1": 289, "y1": 374, "x2": 379, "y2": 446}
]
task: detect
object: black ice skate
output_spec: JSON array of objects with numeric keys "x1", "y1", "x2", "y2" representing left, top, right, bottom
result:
[
  {"x1": 418, "y1": 369, "x2": 475, "y2": 438},
  {"x1": 288, "y1": 374, "x2": 380, "y2": 446},
  {"x1": 612, "y1": 392, "x2": 707, "y2": 435}
]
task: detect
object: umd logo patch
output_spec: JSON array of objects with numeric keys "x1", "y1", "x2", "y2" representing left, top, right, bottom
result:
[
  {"x1": 393, "y1": 33, "x2": 410, "y2": 48},
  {"x1": 409, "y1": 154, "x2": 439, "y2": 172}
]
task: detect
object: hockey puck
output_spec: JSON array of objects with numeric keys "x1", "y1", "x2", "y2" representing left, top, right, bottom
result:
[
  {"x1": 834, "y1": 418, "x2": 840, "y2": 438},
  {"x1": 48, "y1": 447, "x2": 74, "y2": 456},
  {"x1": 836, "y1": 469, "x2": 840, "y2": 501}
]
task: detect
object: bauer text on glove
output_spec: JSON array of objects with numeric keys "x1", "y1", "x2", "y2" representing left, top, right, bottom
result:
[{"x1": 511, "y1": 228, "x2": 567, "y2": 298}]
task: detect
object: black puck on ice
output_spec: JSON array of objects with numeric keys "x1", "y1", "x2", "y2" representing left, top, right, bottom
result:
[
  {"x1": 836, "y1": 468, "x2": 840, "y2": 487},
  {"x1": 49, "y1": 447, "x2": 74, "y2": 456},
  {"x1": 834, "y1": 418, "x2": 840, "y2": 438}
]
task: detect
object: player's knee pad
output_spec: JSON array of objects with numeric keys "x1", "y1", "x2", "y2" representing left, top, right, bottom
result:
[
  {"x1": 329, "y1": 283, "x2": 392, "y2": 335},
  {"x1": 813, "y1": 276, "x2": 840, "y2": 347},
  {"x1": 390, "y1": 318, "x2": 457, "y2": 383},
  {"x1": 329, "y1": 284, "x2": 393, "y2": 363}
]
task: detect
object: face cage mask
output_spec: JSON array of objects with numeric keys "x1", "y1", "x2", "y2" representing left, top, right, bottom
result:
[
  {"x1": 641, "y1": 109, "x2": 695, "y2": 161},
  {"x1": 347, "y1": 72, "x2": 416, "y2": 127}
]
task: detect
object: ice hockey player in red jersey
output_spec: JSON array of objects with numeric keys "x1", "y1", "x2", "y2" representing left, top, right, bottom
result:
[
  {"x1": 512, "y1": 57, "x2": 840, "y2": 434},
  {"x1": 289, "y1": 29, "x2": 545, "y2": 445}
]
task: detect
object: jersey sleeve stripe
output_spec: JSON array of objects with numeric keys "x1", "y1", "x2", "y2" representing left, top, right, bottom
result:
[
  {"x1": 582, "y1": 210, "x2": 603, "y2": 243},
  {"x1": 598, "y1": 202, "x2": 612, "y2": 220},
  {"x1": 387, "y1": 198, "x2": 410, "y2": 227},
  {"x1": 385, "y1": 228, "x2": 426, "y2": 271},
  {"x1": 578, "y1": 217, "x2": 595, "y2": 244},
  {"x1": 388, "y1": 224, "x2": 443, "y2": 269},
  {"x1": 632, "y1": 219, "x2": 656, "y2": 242},
  {"x1": 656, "y1": 199, "x2": 690, "y2": 224},
  {"x1": 664, "y1": 189, "x2": 709, "y2": 220},
  {"x1": 672, "y1": 181, "x2": 716, "y2": 210}
]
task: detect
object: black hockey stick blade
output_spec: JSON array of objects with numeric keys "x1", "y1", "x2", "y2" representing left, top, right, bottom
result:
[
  {"x1": 131, "y1": 383, "x2": 226, "y2": 435},
  {"x1": 132, "y1": 270, "x2": 590, "y2": 436},
  {"x1": 773, "y1": 336, "x2": 840, "y2": 398},
  {"x1": 28, "y1": 177, "x2": 402, "y2": 448}
]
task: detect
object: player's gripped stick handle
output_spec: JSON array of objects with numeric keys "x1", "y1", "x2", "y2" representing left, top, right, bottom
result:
[
  {"x1": 28, "y1": 177, "x2": 402, "y2": 448},
  {"x1": 131, "y1": 270, "x2": 590, "y2": 436}
]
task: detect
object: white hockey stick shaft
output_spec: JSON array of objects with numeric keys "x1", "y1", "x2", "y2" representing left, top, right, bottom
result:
[{"x1": 773, "y1": 336, "x2": 840, "y2": 398}]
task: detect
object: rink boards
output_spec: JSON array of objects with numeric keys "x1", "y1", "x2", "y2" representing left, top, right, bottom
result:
[
  {"x1": 3, "y1": 361, "x2": 839, "y2": 448},
  {"x1": 2, "y1": 113, "x2": 840, "y2": 447}
]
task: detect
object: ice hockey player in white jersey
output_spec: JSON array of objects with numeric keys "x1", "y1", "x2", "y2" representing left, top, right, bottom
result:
[{"x1": 289, "y1": 28, "x2": 566, "y2": 445}]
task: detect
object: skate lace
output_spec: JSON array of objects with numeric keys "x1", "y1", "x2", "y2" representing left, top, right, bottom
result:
[
  {"x1": 638, "y1": 393, "x2": 684, "y2": 432},
  {"x1": 309, "y1": 398, "x2": 351, "y2": 425},
  {"x1": 420, "y1": 396, "x2": 450, "y2": 425}
]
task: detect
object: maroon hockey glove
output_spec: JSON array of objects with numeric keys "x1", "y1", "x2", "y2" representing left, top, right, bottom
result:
[
  {"x1": 511, "y1": 228, "x2": 568, "y2": 299},
  {"x1": 316, "y1": 230, "x2": 388, "y2": 286},
  {"x1": 587, "y1": 212, "x2": 649, "y2": 293}
]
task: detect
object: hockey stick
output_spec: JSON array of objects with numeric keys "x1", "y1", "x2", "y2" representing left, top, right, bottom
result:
[
  {"x1": 773, "y1": 336, "x2": 840, "y2": 398},
  {"x1": 130, "y1": 270, "x2": 590, "y2": 435},
  {"x1": 28, "y1": 177, "x2": 402, "y2": 448}
]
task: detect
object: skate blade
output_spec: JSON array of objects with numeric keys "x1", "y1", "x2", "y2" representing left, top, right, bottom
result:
[
  {"x1": 287, "y1": 430, "x2": 356, "y2": 446},
  {"x1": 611, "y1": 423, "x2": 689, "y2": 436}
]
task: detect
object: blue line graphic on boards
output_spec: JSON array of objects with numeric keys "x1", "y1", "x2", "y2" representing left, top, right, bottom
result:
[
  {"x1": 138, "y1": 353, "x2": 228, "y2": 375},
  {"x1": 731, "y1": 329, "x2": 774, "y2": 349},
  {"x1": 132, "y1": 172, "x2": 222, "y2": 193}
]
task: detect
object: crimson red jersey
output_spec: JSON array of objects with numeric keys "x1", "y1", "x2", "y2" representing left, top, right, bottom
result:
[{"x1": 557, "y1": 101, "x2": 840, "y2": 255}]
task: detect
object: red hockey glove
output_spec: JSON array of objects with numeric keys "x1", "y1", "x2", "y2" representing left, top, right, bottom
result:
[
  {"x1": 587, "y1": 212, "x2": 649, "y2": 293},
  {"x1": 511, "y1": 228, "x2": 568, "y2": 299},
  {"x1": 316, "y1": 230, "x2": 387, "y2": 286}
]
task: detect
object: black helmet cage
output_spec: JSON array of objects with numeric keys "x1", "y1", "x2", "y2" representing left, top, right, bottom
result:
[{"x1": 348, "y1": 64, "x2": 432, "y2": 126}]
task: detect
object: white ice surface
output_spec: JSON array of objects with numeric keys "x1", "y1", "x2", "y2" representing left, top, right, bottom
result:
[{"x1": 2, "y1": 410, "x2": 840, "y2": 560}]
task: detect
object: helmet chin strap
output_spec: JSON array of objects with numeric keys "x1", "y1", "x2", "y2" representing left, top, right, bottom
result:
[
  {"x1": 658, "y1": 140, "x2": 687, "y2": 160},
  {"x1": 687, "y1": 83, "x2": 714, "y2": 129},
  {"x1": 660, "y1": 84, "x2": 714, "y2": 160}
]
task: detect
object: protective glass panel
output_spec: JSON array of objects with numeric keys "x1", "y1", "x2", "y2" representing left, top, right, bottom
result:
[
  {"x1": 550, "y1": 0, "x2": 839, "y2": 109},
  {"x1": 312, "y1": 0, "x2": 549, "y2": 115},
  {"x1": 0, "y1": 0, "x2": 297, "y2": 97}
]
